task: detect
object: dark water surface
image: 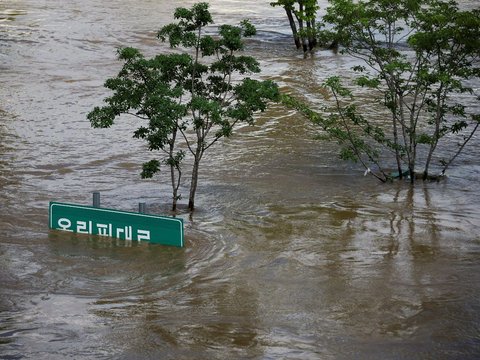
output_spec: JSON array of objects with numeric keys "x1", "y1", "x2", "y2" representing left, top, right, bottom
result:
[{"x1": 1, "y1": 0, "x2": 480, "y2": 359}]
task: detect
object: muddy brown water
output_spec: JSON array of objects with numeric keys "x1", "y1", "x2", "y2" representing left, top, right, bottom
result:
[{"x1": 1, "y1": 0, "x2": 479, "y2": 359}]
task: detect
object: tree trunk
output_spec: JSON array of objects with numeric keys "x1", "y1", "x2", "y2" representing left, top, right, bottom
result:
[
  {"x1": 307, "y1": 20, "x2": 316, "y2": 50},
  {"x1": 392, "y1": 96, "x2": 403, "y2": 179},
  {"x1": 423, "y1": 88, "x2": 443, "y2": 180},
  {"x1": 285, "y1": 8, "x2": 301, "y2": 49},
  {"x1": 171, "y1": 165, "x2": 178, "y2": 212},
  {"x1": 409, "y1": 142, "x2": 416, "y2": 184},
  {"x1": 188, "y1": 148, "x2": 203, "y2": 211},
  {"x1": 423, "y1": 142, "x2": 436, "y2": 180},
  {"x1": 171, "y1": 164, "x2": 182, "y2": 213},
  {"x1": 306, "y1": 1, "x2": 317, "y2": 50},
  {"x1": 169, "y1": 129, "x2": 178, "y2": 212},
  {"x1": 398, "y1": 93, "x2": 413, "y2": 181},
  {"x1": 297, "y1": 3, "x2": 308, "y2": 52}
]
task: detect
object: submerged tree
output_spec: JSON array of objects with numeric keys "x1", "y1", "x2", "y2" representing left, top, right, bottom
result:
[
  {"x1": 88, "y1": 2, "x2": 279, "y2": 211},
  {"x1": 271, "y1": 0, "x2": 319, "y2": 51},
  {"x1": 285, "y1": 0, "x2": 480, "y2": 182}
]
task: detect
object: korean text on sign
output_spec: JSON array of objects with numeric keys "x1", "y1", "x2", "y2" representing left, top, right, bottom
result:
[{"x1": 57, "y1": 218, "x2": 150, "y2": 241}]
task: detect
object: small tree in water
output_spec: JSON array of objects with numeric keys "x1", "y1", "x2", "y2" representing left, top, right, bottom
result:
[
  {"x1": 88, "y1": 2, "x2": 279, "y2": 211},
  {"x1": 285, "y1": 0, "x2": 480, "y2": 182}
]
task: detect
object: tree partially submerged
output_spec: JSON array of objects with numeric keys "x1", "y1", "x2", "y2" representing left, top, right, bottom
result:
[
  {"x1": 285, "y1": 0, "x2": 480, "y2": 182},
  {"x1": 88, "y1": 2, "x2": 279, "y2": 211},
  {"x1": 271, "y1": 0, "x2": 319, "y2": 51}
]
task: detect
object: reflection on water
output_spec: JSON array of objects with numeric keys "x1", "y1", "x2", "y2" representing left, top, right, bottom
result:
[{"x1": 1, "y1": 0, "x2": 480, "y2": 359}]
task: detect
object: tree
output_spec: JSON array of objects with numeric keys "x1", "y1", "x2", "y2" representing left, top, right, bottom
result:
[
  {"x1": 88, "y1": 2, "x2": 279, "y2": 211},
  {"x1": 285, "y1": 0, "x2": 480, "y2": 182},
  {"x1": 271, "y1": 0, "x2": 319, "y2": 51}
]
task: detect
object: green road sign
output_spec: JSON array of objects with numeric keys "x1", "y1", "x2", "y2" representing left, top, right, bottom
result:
[{"x1": 49, "y1": 202, "x2": 184, "y2": 247}]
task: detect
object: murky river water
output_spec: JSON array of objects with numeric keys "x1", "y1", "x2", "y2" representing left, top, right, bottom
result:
[{"x1": 1, "y1": 0, "x2": 480, "y2": 359}]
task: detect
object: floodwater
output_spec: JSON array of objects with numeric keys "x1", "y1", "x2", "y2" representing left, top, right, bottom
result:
[{"x1": 1, "y1": 0, "x2": 479, "y2": 359}]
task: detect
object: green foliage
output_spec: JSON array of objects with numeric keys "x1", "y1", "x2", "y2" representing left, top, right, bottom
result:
[
  {"x1": 88, "y1": 2, "x2": 279, "y2": 211},
  {"x1": 141, "y1": 159, "x2": 161, "y2": 179},
  {"x1": 157, "y1": 2, "x2": 213, "y2": 47},
  {"x1": 290, "y1": 0, "x2": 480, "y2": 181}
]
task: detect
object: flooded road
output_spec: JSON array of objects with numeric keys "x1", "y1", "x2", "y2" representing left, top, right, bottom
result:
[{"x1": 1, "y1": 0, "x2": 480, "y2": 359}]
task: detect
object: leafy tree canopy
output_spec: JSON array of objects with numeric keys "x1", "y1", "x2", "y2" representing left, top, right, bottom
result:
[
  {"x1": 88, "y1": 2, "x2": 279, "y2": 211},
  {"x1": 286, "y1": 0, "x2": 480, "y2": 182}
]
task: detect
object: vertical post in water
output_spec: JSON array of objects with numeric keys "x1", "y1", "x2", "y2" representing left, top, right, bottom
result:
[
  {"x1": 93, "y1": 192, "x2": 100, "y2": 208},
  {"x1": 139, "y1": 202, "x2": 146, "y2": 214}
]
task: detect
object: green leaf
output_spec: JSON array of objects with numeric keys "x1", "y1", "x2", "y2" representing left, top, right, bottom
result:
[
  {"x1": 240, "y1": 19, "x2": 257, "y2": 37},
  {"x1": 417, "y1": 133, "x2": 433, "y2": 145},
  {"x1": 87, "y1": 106, "x2": 117, "y2": 128},
  {"x1": 356, "y1": 76, "x2": 380, "y2": 88},
  {"x1": 141, "y1": 159, "x2": 161, "y2": 178}
]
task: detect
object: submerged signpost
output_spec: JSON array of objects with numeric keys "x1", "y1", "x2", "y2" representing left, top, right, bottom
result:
[{"x1": 49, "y1": 198, "x2": 184, "y2": 247}]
